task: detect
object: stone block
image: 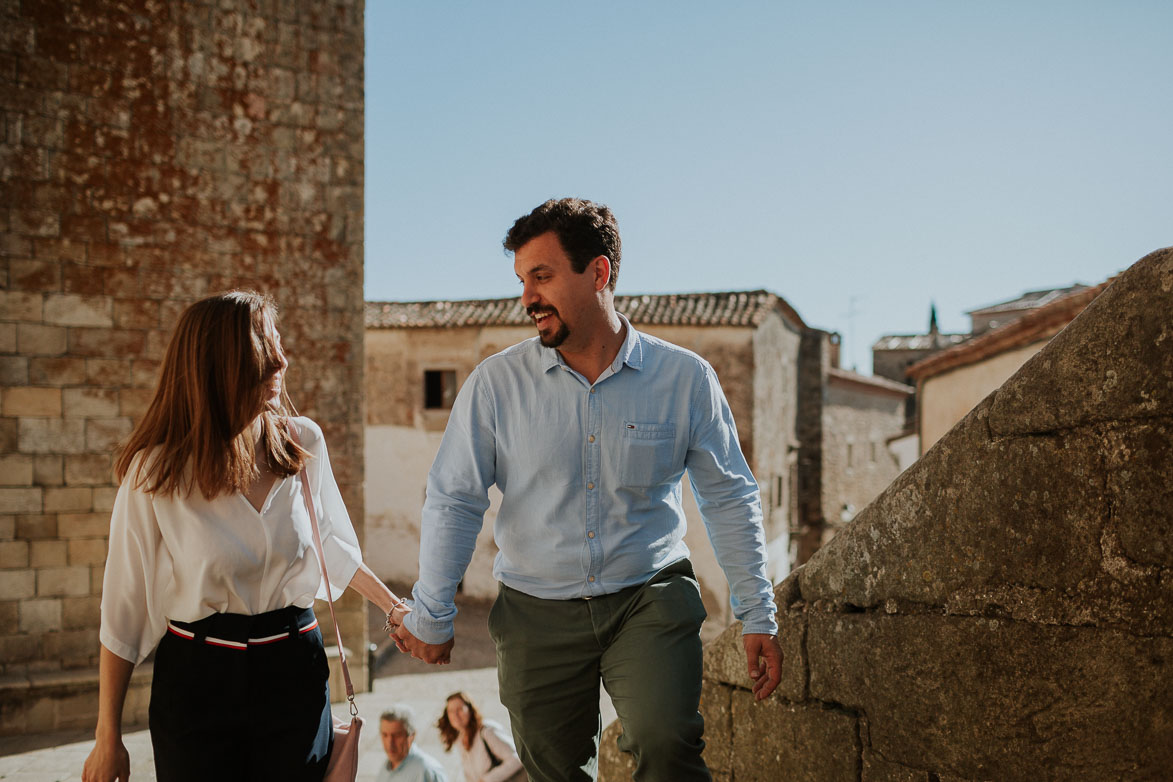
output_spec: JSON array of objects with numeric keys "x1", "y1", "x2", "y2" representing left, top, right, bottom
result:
[
  {"x1": 85, "y1": 417, "x2": 132, "y2": 452},
  {"x1": 0, "y1": 569, "x2": 35, "y2": 600},
  {"x1": 8, "y1": 259, "x2": 62, "y2": 292},
  {"x1": 57, "y1": 513, "x2": 109, "y2": 538},
  {"x1": 806, "y1": 613, "x2": 1173, "y2": 780},
  {"x1": 988, "y1": 248, "x2": 1173, "y2": 434},
  {"x1": 43, "y1": 486, "x2": 93, "y2": 513},
  {"x1": 1106, "y1": 422, "x2": 1173, "y2": 568},
  {"x1": 0, "y1": 488, "x2": 42, "y2": 514},
  {"x1": 28, "y1": 356, "x2": 87, "y2": 385},
  {"x1": 0, "y1": 634, "x2": 41, "y2": 668},
  {"x1": 119, "y1": 386, "x2": 152, "y2": 419},
  {"x1": 862, "y1": 750, "x2": 932, "y2": 782},
  {"x1": 18, "y1": 418, "x2": 86, "y2": 453},
  {"x1": 0, "y1": 290, "x2": 43, "y2": 321},
  {"x1": 65, "y1": 453, "x2": 112, "y2": 485},
  {"x1": 85, "y1": 358, "x2": 132, "y2": 386},
  {"x1": 68, "y1": 538, "x2": 106, "y2": 566},
  {"x1": 19, "y1": 598, "x2": 62, "y2": 633},
  {"x1": 699, "y1": 678, "x2": 732, "y2": 774},
  {"x1": 36, "y1": 566, "x2": 91, "y2": 597},
  {"x1": 30, "y1": 540, "x2": 67, "y2": 567},
  {"x1": 0, "y1": 419, "x2": 16, "y2": 451},
  {"x1": 0, "y1": 454, "x2": 34, "y2": 485},
  {"x1": 42, "y1": 294, "x2": 112, "y2": 327},
  {"x1": 800, "y1": 403, "x2": 1111, "y2": 611},
  {"x1": 0, "y1": 357, "x2": 30, "y2": 386},
  {"x1": 62, "y1": 387, "x2": 119, "y2": 418},
  {"x1": 0, "y1": 540, "x2": 29, "y2": 568},
  {"x1": 41, "y1": 628, "x2": 98, "y2": 662},
  {"x1": 67, "y1": 327, "x2": 146, "y2": 359},
  {"x1": 0, "y1": 601, "x2": 17, "y2": 628},
  {"x1": 730, "y1": 690, "x2": 858, "y2": 781},
  {"x1": 15, "y1": 514, "x2": 57, "y2": 539},
  {"x1": 2, "y1": 386, "x2": 62, "y2": 416},
  {"x1": 16, "y1": 323, "x2": 67, "y2": 355},
  {"x1": 0, "y1": 357, "x2": 30, "y2": 388},
  {"x1": 92, "y1": 486, "x2": 117, "y2": 513},
  {"x1": 597, "y1": 719, "x2": 636, "y2": 782},
  {"x1": 0, "y1": 516, "x2": 13, "y2": 540},
  {"x1": 33, "y1": 454, "x2": 63, "y2": 486},
  {"x1": 62, "y1": 596, "x2": 101, "y2": 631},
  {"x1": 0, "y1": 323, "x2": 15, "y2": 353}
]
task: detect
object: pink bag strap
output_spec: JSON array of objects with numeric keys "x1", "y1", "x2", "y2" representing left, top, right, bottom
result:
[{"x1": 289, "y1": 422, "x2": 358, "y2": 712}]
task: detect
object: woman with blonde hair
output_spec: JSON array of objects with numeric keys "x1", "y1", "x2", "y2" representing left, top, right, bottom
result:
[
  {"x1": 82, "y1": 290, "x2": 410, "y2": 782},
  {"x1": 437, "y1": 691, "x2": 525, "y2": 782}
]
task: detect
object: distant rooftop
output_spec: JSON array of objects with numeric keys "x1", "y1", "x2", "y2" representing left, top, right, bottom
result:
[
  {"x1": 366, "y1": 290, "x2": 806, "y2": 330},
  {"x1": 965, "y1": 284, "x2": 1088, "y2": 316},
  {"x1": 871, "y1": 333, "x2": 968, "y2": 352},
  {"x1": 907, "y1": 280, "x2": 1111, "y2": 381}
]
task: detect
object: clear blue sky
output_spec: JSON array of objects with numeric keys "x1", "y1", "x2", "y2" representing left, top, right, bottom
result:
[{"x1": 364, "y1": 1, "x2": 1171, "y2": 374}]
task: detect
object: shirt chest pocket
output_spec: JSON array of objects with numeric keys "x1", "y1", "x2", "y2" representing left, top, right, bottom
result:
[{"x1": 619, "y1": 421, "x2": 678, "y2": 489}]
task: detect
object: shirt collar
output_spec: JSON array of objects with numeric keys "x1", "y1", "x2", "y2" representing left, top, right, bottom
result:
[{"x1": 538, "y1": 312, "x2": 644, "y2": 374}]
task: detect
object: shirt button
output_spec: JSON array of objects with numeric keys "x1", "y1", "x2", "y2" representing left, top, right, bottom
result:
[
  {"x1": 588, "y1": 435, "x2": 595, "y2": 443},
  {"x1": 587, "y1": 531, "x2": 595, "y2": 538},
  {"x1": 590, "y1": 388, "x2": 596, "y2": 394},
  {"x1": 588, "y1": 576, "x2": 595, "y2": 582},
  {"x1": 587, "y1": 482, "x2": 595, "y2": 490}
]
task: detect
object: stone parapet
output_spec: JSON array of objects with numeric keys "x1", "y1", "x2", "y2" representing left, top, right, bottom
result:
[{"x1": 598, "y1": 248, "x2": 1173, "y2": 780}]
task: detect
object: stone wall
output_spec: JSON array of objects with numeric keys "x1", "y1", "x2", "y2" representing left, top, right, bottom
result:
[
  {"x1": 0, "y1": 0, "x2": 366, "y2": 735},
  {"x1": 601, "y1": 248, "x2": 1173, "y2": 780},
  {"x1": 819, "y1": 376, "x2": 907, "y2": 541}
]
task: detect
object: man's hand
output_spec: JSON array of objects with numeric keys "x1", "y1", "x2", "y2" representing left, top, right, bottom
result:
[
  {"x1": 744, "y1": 633, "x2": 783, "y2": 700},
  {"x1": 392, "y1": 623, "x2": 454, "y2": 665}
]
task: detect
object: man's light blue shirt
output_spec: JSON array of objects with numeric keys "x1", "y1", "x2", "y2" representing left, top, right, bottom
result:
[
  {"x1": 404, "y1": 315, "x2": 778, "y2": 643},
  {"x1": 375, "y1": 745, "x2": 448, "y2": 782}
]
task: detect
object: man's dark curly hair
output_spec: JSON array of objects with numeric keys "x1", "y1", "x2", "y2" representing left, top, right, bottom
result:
[{"x1": 503, "y1": 198, "x2": 621, "y2": 291}]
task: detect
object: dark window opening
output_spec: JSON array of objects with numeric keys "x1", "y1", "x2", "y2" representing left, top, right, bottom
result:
[{"x1": 424, "y1": 370, "x2": 457, "y2": 409}]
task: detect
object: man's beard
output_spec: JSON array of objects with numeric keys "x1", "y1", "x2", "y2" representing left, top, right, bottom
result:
[
  {"x1": 528, "y1": 306, "x2": 570, "y2": 348},
  {"x1": 540, "y1": 323, "x2": 570, "y2": 348}
]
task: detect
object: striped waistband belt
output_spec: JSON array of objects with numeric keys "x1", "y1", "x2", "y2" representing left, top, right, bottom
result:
[{"x1": 166, "y1": 607, "x2": 318, "y2": 650}]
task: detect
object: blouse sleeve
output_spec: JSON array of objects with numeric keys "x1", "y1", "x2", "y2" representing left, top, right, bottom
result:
[
  {"x1": 480, "y1": 721, "x2": 524, "y2": 782},
  {"x1": 98, "y1": 462, "x2": 172, "y2": 664},
  {"x1": 297, "y1": 417, "x2": 363, "y2": 600}
]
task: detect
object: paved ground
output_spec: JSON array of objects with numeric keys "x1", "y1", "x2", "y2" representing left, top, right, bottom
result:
[{"x1": 0, "y1": 590, "x2": 619, "y2": 782}]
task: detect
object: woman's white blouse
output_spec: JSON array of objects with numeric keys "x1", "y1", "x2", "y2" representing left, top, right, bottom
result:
[
  {"x1": 459, "y1": 720, "x2": 524, "y2": 782},
  {"x1": 99, "y1": 417, "x2": 363, "y2": 664}
]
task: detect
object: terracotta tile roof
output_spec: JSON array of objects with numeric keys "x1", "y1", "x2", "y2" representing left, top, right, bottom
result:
[
  {"x1": 366, "y1": 290, "x2": 806, "y2": 330},
  {"x1": 906, "y1": 280, "x2": 1111, "y2": 381},
  {"x1": 828, "y1": 367, "x2": 914, "y2": 397}
]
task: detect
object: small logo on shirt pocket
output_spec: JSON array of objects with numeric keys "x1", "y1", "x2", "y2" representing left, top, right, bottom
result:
[{"x1": 620, "y1": 421, "x2": 677, "y2": 488}]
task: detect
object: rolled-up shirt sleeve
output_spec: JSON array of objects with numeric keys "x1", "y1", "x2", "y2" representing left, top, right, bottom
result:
[
  {"x1": 405, "y1": 370, "x2": 496, "y2": 644},
  {"x1": 99, "y1": 467, "x2": 172, "y2": 664},
  {"x1": 685, "y1": 365, "x2": 779, "y2": 636},
  {"x1": 298, "y1": 418, "x2": 363, "y2": 601}
]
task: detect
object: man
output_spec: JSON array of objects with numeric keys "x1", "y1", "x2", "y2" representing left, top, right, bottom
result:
[
  {"x1": 393, "y1": 198, "x2": 782, "y2": 781},
  {"x1": 376, "y1": 706, "x2": 448, "y2": 782}
]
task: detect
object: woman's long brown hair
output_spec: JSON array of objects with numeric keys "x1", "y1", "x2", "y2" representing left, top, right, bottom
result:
[
  {"x1": 437, "y1": 691, "x2": 483, "y2": 752},
  {"x1": 115, "y1": 290, "x2": 308, "y2": 497}
]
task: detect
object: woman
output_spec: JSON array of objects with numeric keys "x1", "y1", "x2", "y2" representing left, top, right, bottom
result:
[
  {"x1": 437, "y1": 692, "x2": 525, "y2": 782},
  {"x1": 82, "y1": 291, "x2": 410, "y2": 782}
]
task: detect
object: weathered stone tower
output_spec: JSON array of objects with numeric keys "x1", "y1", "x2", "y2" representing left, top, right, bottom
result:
[{"x1": 1, "y1": 0, "x2": 366, "y2": 734}]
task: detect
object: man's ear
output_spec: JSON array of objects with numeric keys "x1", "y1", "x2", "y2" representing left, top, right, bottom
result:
[{"x1": 592, "y1": 255, "x2": 611, "y2": 292}]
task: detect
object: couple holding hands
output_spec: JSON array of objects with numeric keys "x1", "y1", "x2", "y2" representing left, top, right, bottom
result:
[{"x1": 84, "y1": 198, "x2": 782, "y2": 782}]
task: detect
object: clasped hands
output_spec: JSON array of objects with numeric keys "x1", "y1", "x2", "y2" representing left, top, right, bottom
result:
[{"x1": 383, "y1": 601, "x2": 454, "y2": 664}]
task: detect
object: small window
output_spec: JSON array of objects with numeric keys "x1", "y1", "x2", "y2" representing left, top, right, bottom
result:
[
  {"x1": 846, "y1": 443, "x2": 853, "y2": 467},
  {"x1": 424, "y1": 370, "x2": 457, "y2": 409}
]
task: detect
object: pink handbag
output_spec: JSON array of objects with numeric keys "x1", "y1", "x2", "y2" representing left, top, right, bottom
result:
[{"x1": 294, "y1": 428, "x2": 362, "y2": 782}]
